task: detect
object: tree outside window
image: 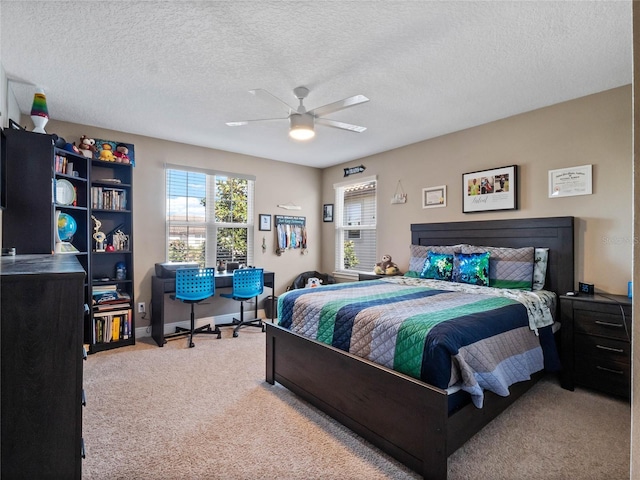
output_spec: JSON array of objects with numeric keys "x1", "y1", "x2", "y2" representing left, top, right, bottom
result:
[{"x1": 166, "y1": 168, "x2": 254, "y2": 267}]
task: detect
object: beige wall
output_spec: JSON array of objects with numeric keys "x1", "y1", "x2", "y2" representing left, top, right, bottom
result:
[
  {"x1": 322, "y1": 86, "x2": 633, "y2": 296},
  {"x1": 43, "y1": 119, "x2": 322, "y2": 328}
]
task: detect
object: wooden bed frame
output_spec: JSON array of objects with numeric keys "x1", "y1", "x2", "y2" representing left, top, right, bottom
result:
[{"x1": 266, "y1": 216, "x2": 574, "y2": 479}]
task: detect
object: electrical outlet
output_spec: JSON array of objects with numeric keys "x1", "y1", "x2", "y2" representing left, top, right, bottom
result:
[{"x1": 137, "y1": 302, "x2": 146, "y2": 314}]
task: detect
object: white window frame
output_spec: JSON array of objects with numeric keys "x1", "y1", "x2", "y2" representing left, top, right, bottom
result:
[
  {"x1": 165, "y1": 164, "x2": 255, "y2": 267},
  {"x1": 333, "y1": 175, "x2": 377, "y2": 276}
]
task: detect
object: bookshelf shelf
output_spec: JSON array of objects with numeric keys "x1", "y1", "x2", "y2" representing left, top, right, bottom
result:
[{"x1": 89, "y1": 151, "x2": 136, "y2": 354}]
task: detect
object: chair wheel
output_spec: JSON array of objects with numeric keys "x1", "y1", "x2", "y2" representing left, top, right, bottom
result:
[
  {"x1": 233, "y1": 332, "x2": 239, "y2": 338},
  {"x1": 189, "y1": 342, "x2": 195, "y2": 348}
]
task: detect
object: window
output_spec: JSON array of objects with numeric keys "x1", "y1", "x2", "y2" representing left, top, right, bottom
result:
[
  {"x1": 334, "y1": 176, "x2": 377, "y2": 274},
  {"x1": 165, "y1": 166, "x2": 255, "y2": 268}
]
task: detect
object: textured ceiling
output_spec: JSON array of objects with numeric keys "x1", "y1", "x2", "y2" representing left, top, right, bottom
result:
[{"x1": 1, "y1": 1, "x2": 632, "y2": 169}]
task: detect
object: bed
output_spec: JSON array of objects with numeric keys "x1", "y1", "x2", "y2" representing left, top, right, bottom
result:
[{"x1": 265, "y1": 217, "x2": 574, "y2": 479}]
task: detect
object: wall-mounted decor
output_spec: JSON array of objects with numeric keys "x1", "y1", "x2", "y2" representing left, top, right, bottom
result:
[
  {"x1": 462, "y1": 165, "x2": 517, "y2": 213},
  {"x1": 548, "y1": 164, "x2": 592, "y2": 198},
  {"x1": 343, "y1": 165, "x2": 366, "y2": 177},
  {"x1": 391, "y1": 180, "x2": 407, "y2": 204},
  {"x1": 422, "y1": 185, "x2": 446, "y2": 208},
  {"x1": 275, "y1": 215, "x2": 307, "y2": 255},
  {"x1": 323, "y1": 204, "x2": 334, "y2": 222},
  {"x1": 259, "y1": 214, "x2": 271, "y2": 231}
]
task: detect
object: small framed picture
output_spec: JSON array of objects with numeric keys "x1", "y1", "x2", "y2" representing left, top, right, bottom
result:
[
  {"x1": 323, "y1": 204, "x2": 334, "y2": 222},
  {"x1": 259, "y1": 214, "x2": 271, "y2": 231},
  {"x1": 422, "y1": 185, "x2": 446, "y2": 208}
]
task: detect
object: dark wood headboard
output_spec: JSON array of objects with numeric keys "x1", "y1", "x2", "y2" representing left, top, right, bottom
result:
[{"x1": 410, "y1": 216, "x2": 574, "y2": 297}]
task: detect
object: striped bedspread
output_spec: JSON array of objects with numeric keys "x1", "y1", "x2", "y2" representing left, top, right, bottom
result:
[{"x1": 278, "y1": 277, "x2": 559, "y2": 408}]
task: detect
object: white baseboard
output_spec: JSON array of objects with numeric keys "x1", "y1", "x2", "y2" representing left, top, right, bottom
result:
[{"x1": 135, "y1": 310, "x2": 267, "y2": 338}]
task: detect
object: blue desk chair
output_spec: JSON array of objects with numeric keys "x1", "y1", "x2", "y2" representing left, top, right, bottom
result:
[
  {"x1": 220, "y1": 268, "x2": 265, "y2": 337},
  {"x1": 166, "y1": 268, "x2": 221, "y2": 348}
]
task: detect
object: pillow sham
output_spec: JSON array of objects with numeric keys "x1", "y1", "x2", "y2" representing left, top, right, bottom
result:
[
  {"x1": 420, "y1": 251, "x2": 454, "y2": 281},
  {"x1": 455, "y1": 252, "x2": 490, "y2": 286},
  {"x1": 461, "y1": 245, "x2": 534, "y2": 290},
  {"x1": 532, "y1": 247, "x2": 549, "y2": 291},
  {"x1": 408, "y1": 244, "x2": 466, "y2": 275}
]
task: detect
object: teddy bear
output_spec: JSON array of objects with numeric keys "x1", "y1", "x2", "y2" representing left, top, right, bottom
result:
[
  {"x1": 374, "y1": 254, "x2": 399, "y2": 275},
  {"x1": 306, "y1": 277, "x2": 322, "y2": 288},
  {"x1": 113, "y1": 143, "x2": 130, "y2": 164},
  {"x1": 99, "y1": 143, "x2": 115, "y2": 162},
  {"x1": 78, "y1": 135, "x2": 97, "y2": 158}
]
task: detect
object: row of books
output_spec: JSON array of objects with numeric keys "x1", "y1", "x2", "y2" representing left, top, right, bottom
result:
[
  {"x1": 54, "y1": 154, "x2": 74, "y2": 175},
  {"x1": 91, "y1": 186, "x2": 128, "y2": 210},
  {"x1": 93, "y1": 309, "x2": 132, "y2": 344}
]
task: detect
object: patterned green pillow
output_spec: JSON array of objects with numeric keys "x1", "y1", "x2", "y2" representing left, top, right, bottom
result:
[
  {"x1": 420, "y1": 252, "x2": 454, "y2": 281},
  {"x1": 455, "y1": 252, "x2": 490, "y2": 286}
]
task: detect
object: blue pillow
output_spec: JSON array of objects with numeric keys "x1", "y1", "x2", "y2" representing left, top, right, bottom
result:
[
  {"x1": 420, "y1": 252, "x2": 454, "y2": 281},
  {"x1": 455, "y1": 252, "x2": 490, "y2": 286}
]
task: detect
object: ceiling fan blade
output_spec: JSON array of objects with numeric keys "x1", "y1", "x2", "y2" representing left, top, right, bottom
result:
[
  {"x1": 309, "y1": 95, "x2": 369, "y2": 118},
  {"x1": 316, "y1": 118, "x2": 367, "y2": 133},
  {"x1": 249, "y1": 89, "x2": 297, "y2": 114},
  {"x1": 226, "y1": 117, "x2": 289, "y2": 127}
]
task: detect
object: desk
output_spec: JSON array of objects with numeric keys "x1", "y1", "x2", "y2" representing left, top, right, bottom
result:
[{"x1": 151, "y1": 270, "x2": 275, "y2": 347}]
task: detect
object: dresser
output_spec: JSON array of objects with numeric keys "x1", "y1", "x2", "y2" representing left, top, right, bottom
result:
[
  {"x1": 1, "y1": 254, "x2": 85, "y2": 479},
  {"x1": 560, "y1": 293, "x2": 632, "y2": 399}
]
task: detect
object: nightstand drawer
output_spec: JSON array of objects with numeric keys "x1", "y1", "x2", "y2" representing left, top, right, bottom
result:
[
  {"x1": 574, "y1": 334, "x2": 630, "y2": 362},
  {"x1": 573, "y1": 310, "x2": 631, "y2": 341},
  {"x1": 574, "y1": 355, "x2": 630, "y2": 397}
]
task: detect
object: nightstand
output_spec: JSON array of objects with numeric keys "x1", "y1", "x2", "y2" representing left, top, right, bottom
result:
[
  {"x1": 560, "y1": 293, "x2": 632, "y2": 399},
  {"x1": 358, "y1": 273, "x2": 385, "y2": 281}
]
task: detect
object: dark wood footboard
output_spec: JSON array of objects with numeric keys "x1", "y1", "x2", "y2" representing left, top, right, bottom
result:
[
  {"x1": 266, "y1": 322, "x2": 449, "y2": 479},
  {"x1": 266, "y1": 323, "x2": 546, "y2": 479}
]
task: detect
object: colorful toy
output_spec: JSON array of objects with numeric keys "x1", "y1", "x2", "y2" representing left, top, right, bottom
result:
[
  {"x1": 113, "y1": 143, "x2": 130, "y2": 164},
  {"x1": 99, "y1": 142, "x2": 115, "y2": 161},
  {"x1": 78, "y1": 135, "x2": 97, "y2": 158}
]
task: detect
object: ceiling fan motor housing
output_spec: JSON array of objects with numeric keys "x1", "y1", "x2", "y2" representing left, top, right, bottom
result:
[{"x1": 289, "y1": 113, "x2": 315, "y2": 140}]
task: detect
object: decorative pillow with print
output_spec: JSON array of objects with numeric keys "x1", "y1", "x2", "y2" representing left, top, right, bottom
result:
[
  {"x1": 532, "y1": 247, "x2": 549, "y2": 291},
  {"x1": 462, "y1": 245, "x2": 534, "y2": 290},
  {"x1": 455, "y1": 251, "x2": 490, "y2": 287},
  {"x1": 408, "y1": 244, "x2": 466, "y2": 276},
  {"x1": 420, "y1": 251, "x2": 454, "y2": 281}
]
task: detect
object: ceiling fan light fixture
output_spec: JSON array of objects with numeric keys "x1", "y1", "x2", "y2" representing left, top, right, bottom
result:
[{"x1": 289, "y1": 113, "x2": 315, "y2": 141}]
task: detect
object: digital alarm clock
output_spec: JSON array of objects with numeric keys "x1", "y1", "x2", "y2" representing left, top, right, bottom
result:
[{"x1": 578, "y1": 282, "x2": 594, "y2": 295}]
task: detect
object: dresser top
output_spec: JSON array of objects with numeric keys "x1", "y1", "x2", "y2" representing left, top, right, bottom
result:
[{"x1": 1, "y1": 254, "x2": 85, "y2": 277}]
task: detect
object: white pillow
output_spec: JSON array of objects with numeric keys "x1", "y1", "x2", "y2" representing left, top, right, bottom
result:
[{"x1": 532, "y1": 248, "x2": 549, "y2": 291}]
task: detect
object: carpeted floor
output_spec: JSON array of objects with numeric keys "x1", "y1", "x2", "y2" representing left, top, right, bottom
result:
[{"x1": 82, "y1": 328, "x2": 630, "y2": 479}]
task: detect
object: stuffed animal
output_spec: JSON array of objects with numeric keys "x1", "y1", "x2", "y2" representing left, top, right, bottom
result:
[
  {"x1": 374, "y1": 254, "x2": 399, "y2": 275},
  {"x1": 113, "y1": 143, "x2": 130, "y2": 164},
  {"x1": 99, "y1": 143, "x2": 115, "y2": 162},
  {"x1": 64, "y1": 142, "x2": 81, "y2": 155},
  {"x1": 306, "y1": 277, "x2": 322, "y2": 288},
  {"x1": 78, "y1": 135, "x2": 97, "y2": 158}
]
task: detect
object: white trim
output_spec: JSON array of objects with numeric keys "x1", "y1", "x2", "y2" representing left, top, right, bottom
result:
[{"x1": 333, "y1": 174, "x2": 377, "y2": 190}]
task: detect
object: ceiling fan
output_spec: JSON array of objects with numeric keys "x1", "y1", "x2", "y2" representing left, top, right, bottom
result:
[{"x1": 226, "y1": 86, "x2": 369, "y2": 140}]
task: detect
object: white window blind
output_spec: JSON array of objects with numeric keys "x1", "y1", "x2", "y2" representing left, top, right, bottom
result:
[
  {"x1": 165, "y1": 166, "x2": 254, "y2": 267},
  {"x1": 334, "y1": 176, "x2": 377, "y2": 274}
]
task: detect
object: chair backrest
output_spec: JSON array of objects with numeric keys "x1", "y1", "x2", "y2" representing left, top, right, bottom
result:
[
  {"x1": 175, "y1": 268, "x2": 215, "y2": 302},
  {"x1": 232, "y1": 268, "x2": 264, "y2": 299}
]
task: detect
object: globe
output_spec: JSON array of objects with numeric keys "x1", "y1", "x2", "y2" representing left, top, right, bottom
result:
[{"x1": 57, "y1": 212, "x2": 77, "y2": 242}]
